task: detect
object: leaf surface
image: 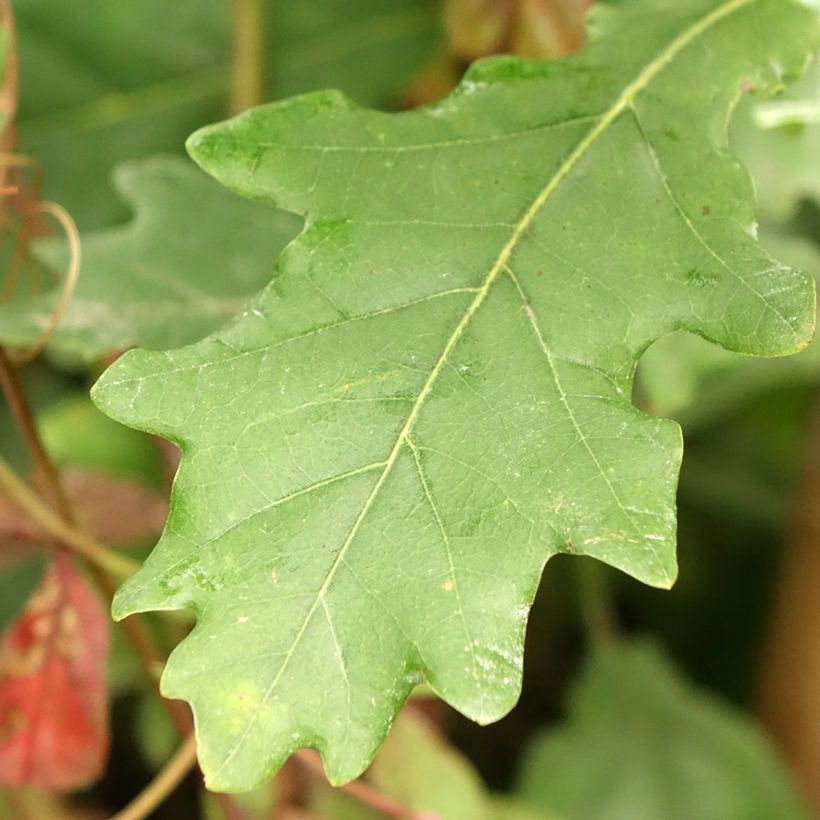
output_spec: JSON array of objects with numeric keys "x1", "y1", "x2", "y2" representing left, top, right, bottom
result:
[
  {"x1": 94, "y1": 0, "x2": 819, "y2": 790},
  {"x1": 638, "y1": 230, "x2": 820, "y2": 423},
  {"x1": 637, "y1": 62, "x2": 820, "y2": 422},
  {"x1": 0, "y1": 552, "x2": 109, "y2": 790},
  {"x1": 517, "y1": 641, "x2": 807, "y2": 820}
]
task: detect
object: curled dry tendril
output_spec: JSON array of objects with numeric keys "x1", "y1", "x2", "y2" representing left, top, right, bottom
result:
[{"x1": 0, "y1": 152, "x2": 81, "y2": 364}]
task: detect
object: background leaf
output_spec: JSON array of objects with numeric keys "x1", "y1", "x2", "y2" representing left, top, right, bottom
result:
[
  {"x1": 14, "y1": 0, "x2": 441, "y2": 229},
  {"x1": 0, "y1": 557, "x2": 45, "y2": 636},
  {"x1": 310, "y1": 708, "x2": 557, "y2": 820},
  {"x1": 0, "y1": 552, "x2": 109, "y2": 790},
  {"x1": 0, "y1": 156, "x2": 300, "y2": 362},
  {"x1": 516, "y1": 641, "x2": 807, "y2": 820}
]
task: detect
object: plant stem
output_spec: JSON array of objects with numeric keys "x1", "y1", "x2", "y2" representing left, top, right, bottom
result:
[
  {"x1": 757, "y1": 396, "x2": 820, "y2": 814},
  {"x1": 110, "y1": 734, "x2": 198, "y2": 820},
  {"x1": 0, "y1": 347, "x2": 74, "y2": 522},
  {"x1": 575, "y1": 558, "x2": 616, "y2": 647},
  {"x1": 0, "y1": 453, "x2": 139, "y2": 578},
  {"x1": 295, "y1": 749, "x2": 418, "y2": 818},
  {"x1": 0, "y1": 346, "x2": 138, "y2": 578},
  {"x1": 231, "y1": 0, "x2": 265, "y2": 114}
]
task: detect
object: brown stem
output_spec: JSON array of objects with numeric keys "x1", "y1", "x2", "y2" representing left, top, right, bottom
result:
[
  {"x1": 13, "y1": 200, "x2": 81, "y2": 365},
  {"x1": 231, "y1": 0, "x2": 265, "y2": 114},
  {"x1": 0, "y1": 346, "x2": 74, "y2": 522},
  {"x1": 758, "y1": 395, "x2": 820, "y2": 814},
  {"x1": 111, "y1": 734, "x2": 198, "y2": 820}
]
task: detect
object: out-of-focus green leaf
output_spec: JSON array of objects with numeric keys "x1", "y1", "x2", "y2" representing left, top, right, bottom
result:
[
  {"x1": 517, "y1": 641, "x2": 807, "y2": 820},
  {"x1": 0, "y1": 157, "x2": 299, "y2": 362},
  {"x1": 310, "y1": 709, "x2": 556, "y2": 820},
  {"x1": 367, "y1": 710, "x2": 499, "y2": 820},
  {"x1": 731, "y1": 55, "x2": 820, "y2": 223},
  {"x1": 37, "y1": 393, "x2": 163, "y2": 485},
  {"x1": 93, "y1": 0, "x2": 819, "y2": 791},
  {"x1": 0, "y1": 556, "x2": 46, "y2": 635},
  {"x1": 14, "y1": 0, "x2": 440, "y2": 228}
]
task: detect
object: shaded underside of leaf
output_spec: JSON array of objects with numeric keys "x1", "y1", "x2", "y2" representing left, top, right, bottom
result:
[{"x1": 93, "y1": 0, "x2": 819, "y2": 791}]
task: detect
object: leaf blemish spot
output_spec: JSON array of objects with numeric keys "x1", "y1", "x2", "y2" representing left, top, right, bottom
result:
[{"x1": 441, "y1": 579, "x2": 455, "y2": 592}]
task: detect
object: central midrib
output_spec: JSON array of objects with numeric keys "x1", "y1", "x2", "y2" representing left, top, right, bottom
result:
[{"x1": 215, "y1": 0, "x2": 754, "y2": 777}]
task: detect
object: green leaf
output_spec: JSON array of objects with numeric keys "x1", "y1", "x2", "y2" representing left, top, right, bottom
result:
[
  {"x1": 37, "y1": 394, "x2": 163, "y2": 486},
  {"x1": 636, "y1": 49, "x2": 820, "y2": 422},
  {"x1": 93, "y1": 0, "x2": 819, "y2": 791},
  {"x1": 0, "y1": 157, "x2": 299, "y2": 362},
  {"x1": 14, "y1": 0, "x2": 440, "y2": 229},
  {"x1": 365, "y1": 710, "x2": 510, "y2": 820},
  {"x1": 637, "y1": 230, "x2": 820, "y2": 424},
  {"x1": 0, "y1": 557, "x2": 47, "y2": 636},
  {"x1": 310, "y1": 709, "x2": 557, "y2": 820},
  {"x1": 516, "y1": 641, "x2": 807, "y2": 820}
]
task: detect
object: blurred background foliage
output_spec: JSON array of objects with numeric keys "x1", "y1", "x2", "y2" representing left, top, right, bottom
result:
[{"x1": 3, "y1": 1, "x2": 820, "y2": 818}]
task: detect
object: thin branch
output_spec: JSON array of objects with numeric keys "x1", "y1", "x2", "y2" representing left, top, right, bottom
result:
[
  {"x1": 111, "y1": 734, "x2": 198, "y2": 820},
  {"x1": 296, "y1": 749, "x2": 419, "y2": 819},
  {"x1": 0, "y1": 346, "x2": 75, "y2": 522},
  {"x1": 0, "y1": 453, "x2": 139, "y2": 578},
  {"x1": 575, "y1": 557, "x2": 617, "y2": 647},
  {"x1": 231, "y1": 0, "x2": 265, "y2": 114}
]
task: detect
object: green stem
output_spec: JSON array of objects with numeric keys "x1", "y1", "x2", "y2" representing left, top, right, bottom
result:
[
  {"x1": 231, "y1": 0, "x2": 265, "y2": 114},
  {"x1": 576, "y1": 558, "x2": 617, "y2": 647},
  {"x1": 0, "y1": 453, "x2": 139, "y2": 578}
]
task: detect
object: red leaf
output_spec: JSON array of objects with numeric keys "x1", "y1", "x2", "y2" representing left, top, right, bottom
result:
[{"x1": 0, "y1": 552, "x2": 109, "y2": 789}]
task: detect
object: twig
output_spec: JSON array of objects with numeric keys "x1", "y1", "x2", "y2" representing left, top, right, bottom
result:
[
  {"x1": 575, "y1": 557, "x2": 616, "y2": 647},
  {"x1": 231, "y1": 0, "x2": 265, "y2": 114},
  {"x1": 111, "y1": 734, "x2": 198, "y2": 820},
  {"x1": 0, "y1": 346, "x2": 75, "y2": 522},
  {"x1": 0, "y1": 452, "x2": 139, "y2": 578}
]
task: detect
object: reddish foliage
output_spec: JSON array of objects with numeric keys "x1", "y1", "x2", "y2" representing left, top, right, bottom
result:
[{"x1": 0, "y1": 551, "x2": 109, "y2": 789}]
